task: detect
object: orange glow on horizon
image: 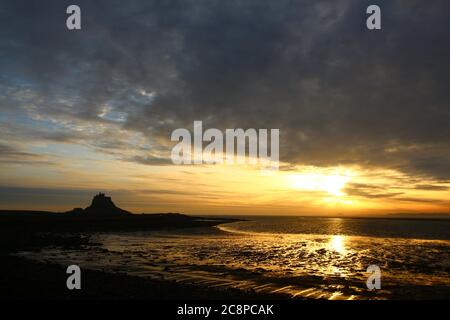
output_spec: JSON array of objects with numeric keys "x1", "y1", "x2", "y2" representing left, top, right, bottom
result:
[{"x1": 1, "y1": 154, "x2": 449, "y2": 216}]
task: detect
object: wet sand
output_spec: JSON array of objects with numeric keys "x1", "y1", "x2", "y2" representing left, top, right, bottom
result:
[
  {"x1": 1, "y1": 255, "x2": 283, "y2": 299},
  {"x1": 1, "y1": 212, "x2": 449, "y2": 300},
  {"x1": 16, "y1": 225, "x2": 450, "y2": 300},
  {"x1": 0, "y1": 212, "x2": 270, "y2": 299}
]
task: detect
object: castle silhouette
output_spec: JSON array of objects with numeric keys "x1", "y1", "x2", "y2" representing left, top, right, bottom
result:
[{"x1": 69, "y1": 193, "x2": 131, "y2": 216}]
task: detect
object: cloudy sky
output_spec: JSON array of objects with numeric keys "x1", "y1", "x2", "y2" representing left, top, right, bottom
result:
[{"x1": 0, "y1": 0, "x2": 449, "y2": 215}]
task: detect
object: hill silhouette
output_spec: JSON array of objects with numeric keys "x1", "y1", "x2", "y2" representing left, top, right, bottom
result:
[
  {"x1": 67, "y1": 193, "x2": 131, "y2": 216},
  {"x1": 0, "y1": 193, "x2": 243, "y2": 300},
  {"x1": 0, "y1": 193, "x2": 239, "y2": 233}
]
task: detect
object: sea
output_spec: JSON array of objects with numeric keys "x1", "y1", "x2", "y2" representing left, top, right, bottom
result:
[{"x1": 19, "y1": 216, "x2": 450, "y2": 299}]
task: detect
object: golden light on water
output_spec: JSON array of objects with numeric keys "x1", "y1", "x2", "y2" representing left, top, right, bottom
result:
[{"x1": 329, "y1": 235, "x2": 346, "y2": 253}]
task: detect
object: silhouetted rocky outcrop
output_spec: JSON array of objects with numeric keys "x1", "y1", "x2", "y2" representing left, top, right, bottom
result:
[
  {"x1": 0, "y1": 193, "x2": 239, "y2": 233},
  {"x1": 68, "y1": 193, "x2": 131, "y2": 216}
]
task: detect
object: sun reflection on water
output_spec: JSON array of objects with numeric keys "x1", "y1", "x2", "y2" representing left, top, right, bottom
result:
[{"x1": 329, "y1": 235, "x2": 346, "y2": 253}]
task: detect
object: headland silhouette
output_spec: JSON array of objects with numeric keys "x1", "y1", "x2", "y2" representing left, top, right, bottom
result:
[{"x1": 0, "y1": 193, "x2": 251, "y2": 299}]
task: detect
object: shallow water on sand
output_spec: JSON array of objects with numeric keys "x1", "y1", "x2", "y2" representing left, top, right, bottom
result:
[{"x1": 19, "y1": 217, "x2": 450, "y2": 299}]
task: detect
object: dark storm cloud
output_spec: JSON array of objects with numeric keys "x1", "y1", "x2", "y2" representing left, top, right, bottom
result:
[{"x1": 1, "y1": 0, "x2": 449, "y2": 178}]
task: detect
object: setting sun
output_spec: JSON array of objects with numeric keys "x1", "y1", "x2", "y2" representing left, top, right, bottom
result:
[{"x1": 288, "y1": 170, "x2": 351, "y2": 197}]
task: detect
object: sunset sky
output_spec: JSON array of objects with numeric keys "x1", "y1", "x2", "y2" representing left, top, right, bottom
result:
[{"x1": 0, "y1": 0, "x2": 449, "y2": 215}]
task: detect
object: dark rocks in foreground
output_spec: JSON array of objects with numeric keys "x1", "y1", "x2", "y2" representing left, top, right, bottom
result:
[{"x1": 0, "y1": 255, "x2": 279, "y2": 300}]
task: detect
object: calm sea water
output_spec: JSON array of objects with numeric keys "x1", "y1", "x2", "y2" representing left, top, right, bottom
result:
[
  {"x1": 21, "y1": 216, "x2": 450, "y2": 299},
  {"x1": 217, "y1": 216, "x2": 450, "y2": 240}
]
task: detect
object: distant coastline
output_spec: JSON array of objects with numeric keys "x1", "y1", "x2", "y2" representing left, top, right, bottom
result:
[{"x1": 0, "y1": 194, "x2": 248, "y2": 299}]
